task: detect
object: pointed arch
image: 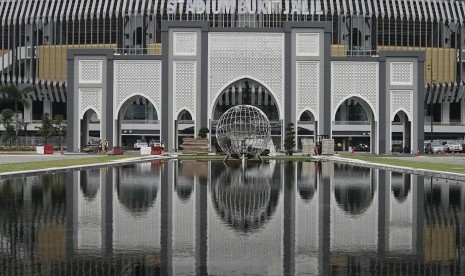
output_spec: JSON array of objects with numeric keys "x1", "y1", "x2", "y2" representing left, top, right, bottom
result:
[
  {"x1": 116, "y1": 93, "x2": 160, "y2": 119},
  {"x1": 177, "y1": 109, "x2": 193, "y2": 121},
  {"x1": 391, "y1": 108, "x2": 411, "y2": 122},
  {"x1": 210, "y1": 77, "x2": 282, "y2": 121},
  {"x1": 332, "y1": 94, "x2": 377, "y2": 122},
  {"x1": 298, "y1": 109, "x2": 316, "y2": 122},
  {"x1": 81, "y1": 107, "x2": 100, "y2": 120}
]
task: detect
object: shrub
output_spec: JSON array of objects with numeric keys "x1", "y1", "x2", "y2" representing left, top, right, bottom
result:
[
  {"x1": 198, "y1": 127, "x2": 209, "y2": 138},
  {"x1": 0, "y1": 146, "x2": 36, "y2": 151}
]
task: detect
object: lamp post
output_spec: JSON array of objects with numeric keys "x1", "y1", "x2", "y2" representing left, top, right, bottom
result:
[{"x1": 428, "y1": 64, "x2": 434, "y2": 144}]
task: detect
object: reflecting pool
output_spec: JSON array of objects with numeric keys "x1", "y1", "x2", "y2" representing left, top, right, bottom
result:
[{"x1": 0, "y1": 161, "x2": 463, "y2": 275}]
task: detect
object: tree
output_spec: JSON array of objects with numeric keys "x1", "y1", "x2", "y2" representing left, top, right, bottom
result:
[
  {"x1": 198, "y1": 127, "x2": 209, "y2": 138},
  {"x1": 36, "y1": 113, "x2": 54, "y2": 145},
  {"x1": 53, "y1": 114, "x2": 67, "y2": 149},
  {"x1": 0, "y1": 109, "x2": 16, "y2": 146},
  {"x1": 284, "y1": 122, "x2": 296, "y2": 155},
  {"x1": 0, "y1": 85, "x2": 35, "y2": 145}
]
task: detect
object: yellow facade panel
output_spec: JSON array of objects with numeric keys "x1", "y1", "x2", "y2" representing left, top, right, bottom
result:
[
  {"x1": 38, "y1": 44, "x2": 117, "y2": 83},
  {"x1": 378, "y1": 46, "x2": 456, "y2": 84},
  {"x1": 147, "y1": 43, "x2": 162, "y2": 55},
  {"x1": 331, "y1": 44, "x2": 347, "y2": 57}
]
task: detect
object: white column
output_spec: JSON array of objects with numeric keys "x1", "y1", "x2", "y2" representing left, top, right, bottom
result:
[
  {"x1": 23, "y1": 99, "x2": 32, "y2": 121},
  {"x1": 442, "y1": 101, "x2": 450, "y2": 124},
  {"x1": 461, "y1": 100, "x2": 465, "y2": 124},
  {"x1": 43, "y1": 99, "x2": 52, "y2": 117}
]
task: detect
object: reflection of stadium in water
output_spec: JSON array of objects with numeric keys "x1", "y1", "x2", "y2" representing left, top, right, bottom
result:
[
  {"x1": 211, "y1": 162, "x2": 280, "y2": 233},
  {"x1": 1, "y1": 162, "x2": 465, "y2": 274}
]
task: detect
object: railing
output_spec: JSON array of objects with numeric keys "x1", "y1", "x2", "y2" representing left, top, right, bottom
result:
[
  {"x1": 122, "y1": 120, "x2": 160, "y2": 124},
  {"x1": 333, "y1": 121, "x2": 370, "y2": 125}
]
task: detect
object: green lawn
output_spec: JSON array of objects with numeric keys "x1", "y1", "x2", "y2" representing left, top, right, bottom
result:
[
  {"x1": 339, "y1": 154, "x2": 465, "y2": 174},
  {"x1": 0, "y1": 155, "x2": 138, "y2": 174}
]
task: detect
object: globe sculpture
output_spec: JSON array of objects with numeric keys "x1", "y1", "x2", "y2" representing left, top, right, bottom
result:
[{"x1": 216, "y1": 105, "x2": 271, "y2": 159}]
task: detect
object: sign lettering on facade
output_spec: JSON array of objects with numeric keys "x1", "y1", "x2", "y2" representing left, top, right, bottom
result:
[{"x1": 166, "y1": 0, "x2": 323, "y2": 15}]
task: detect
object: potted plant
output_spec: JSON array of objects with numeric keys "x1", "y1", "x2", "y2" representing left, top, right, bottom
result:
[
  {"x1": 198, "y1": 127, "x2": 209, "y2": 138},
  {"x1": 36, "y1": 113, "x2": 55, "y2": 154}
]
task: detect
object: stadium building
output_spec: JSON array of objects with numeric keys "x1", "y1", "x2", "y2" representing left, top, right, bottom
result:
[{"x1": 0, "y1": 0, "x2": 463, "y2": 153}]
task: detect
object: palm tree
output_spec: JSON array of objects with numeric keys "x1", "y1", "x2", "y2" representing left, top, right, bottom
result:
[{"x1": 0, "y1": 85, "x2": 35, "y2": 145}]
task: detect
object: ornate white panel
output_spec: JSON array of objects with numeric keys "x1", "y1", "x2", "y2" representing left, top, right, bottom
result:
[
  {"x1": 114, "y1": 60, "x2": 162, "y2": 117},
  {"x1": 209, "y1": 32, "x2": 284, "y2": 118},
  {"x1": 390, "y1": 90, "x2": 413, "y2": 120},
  {"x1": 296, "y1": 61, "x2": 319, "y2": 121},
  {"x1": 174, "y1": 60, "x2": 196, "y2": 117},
  {"x1": 296, "y1": 33, "x2": 320, "y2": 57},
  {"x1": 79, "y1": 60, "x2": 102, "y2": 84},
  {"x1": 173, "y1": 32, "x2": 197, "y2": 56},
  {"x1": 79, "y1": 88, "x2": 102, "y2": 119},
  {"x1": 331, "y1": 62, "x2": 379, "y2": 120},
  {"x1": 390, "y1": 62, "x2": 413, "y2": 86}
]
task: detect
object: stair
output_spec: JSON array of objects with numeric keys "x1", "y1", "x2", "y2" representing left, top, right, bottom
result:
[{"x1": 181, "y1": 138, "x2": 209, "y2": 154}]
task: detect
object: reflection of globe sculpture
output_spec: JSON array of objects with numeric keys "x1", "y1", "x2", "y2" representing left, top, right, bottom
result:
[
  {"x1": 216, "y1": 105, "x2": 271, "y2": 159},
  {"x1": 213, "y1": 165, "x2": 272, "y2": 233}
]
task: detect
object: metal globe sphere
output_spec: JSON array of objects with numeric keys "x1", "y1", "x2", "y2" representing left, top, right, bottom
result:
[{"x1": 216, "y1": 105, "x2": 271, "y2": 159}]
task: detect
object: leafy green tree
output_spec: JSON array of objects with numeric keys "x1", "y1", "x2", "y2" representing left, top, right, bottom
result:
[
  {"x1": 284, "y1": 122, "x2": 296, "y2": 155},
  {"x1": 53, "y1": 114, "x2": 67, "y2": 149},
  {"x1": 36, "y1": 113, "x2": 54, "y2": 145},
  {"x1": 0, "y1": 109, "x2": 16, "y2": 146},
  {"x1": 0, "y1": 85, "x2": 35, "y2": 145}
]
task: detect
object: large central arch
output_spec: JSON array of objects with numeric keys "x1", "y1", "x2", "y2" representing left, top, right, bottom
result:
[{"x1": 210, "y1": 78, "x2": 282, "y2": 151}]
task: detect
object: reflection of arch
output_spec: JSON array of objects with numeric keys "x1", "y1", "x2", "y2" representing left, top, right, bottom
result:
[
  {"x1": 175, "y1": 176, "x2": 194, "y2": 201},
  {"x1": 334, "y1": 166, "x2": 375, "y2": 216},
  {"x1": 391, "y1": 173, "x2": 411, "y2": 203},
  {"x1": 116, "y1": 166, "x2": 158, "y2": 214},
  {"x1": 211, "y1": 77, "x2": 281, "y2": 121},
  {"x1": 79, "y1": 170, "x2": 100, "y2": 200},
  {"x1": 211, "y1": 162, "x2": 279, "y2": 234}
]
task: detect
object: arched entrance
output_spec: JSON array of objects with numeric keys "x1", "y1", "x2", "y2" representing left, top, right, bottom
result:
[
  {"x1": 175, "y1": 109, "x2": 195, "y2": 151},
  {"x1": 115, "y1": 95, "x2": 159, "y2": 149},
  {"x1": 211, "y1": 78, "x2": 282, "y2": 151},
  {"x1": 297, "y1": 110, "x2": 316, "y2": 151},
  {"x1": 80, "y1": 109, "x2": 100, "y2": 151},
  {"x1": 391, "y1": 110, "x2": 411, "y2": 153},
  {"x1": 333, "y1": 97, "x2": 377, "y2": 153}
]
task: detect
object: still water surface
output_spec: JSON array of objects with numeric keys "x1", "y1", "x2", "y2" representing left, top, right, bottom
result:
[{"x1": 0, "y1": 160, "x2": 462, "y2": 275}]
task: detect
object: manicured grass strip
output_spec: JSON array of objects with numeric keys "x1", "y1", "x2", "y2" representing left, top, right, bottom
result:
[
  {"x1": 0, "y1": 155, "x2": 137, "y2": 174},
  {"x1": 340, "y1": 154, "x2": 465, "y2": 174}
]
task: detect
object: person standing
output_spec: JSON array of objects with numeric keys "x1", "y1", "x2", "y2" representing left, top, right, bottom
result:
[{"x1": 104, "y1": 139, "x2": 109, "y2": 153}]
